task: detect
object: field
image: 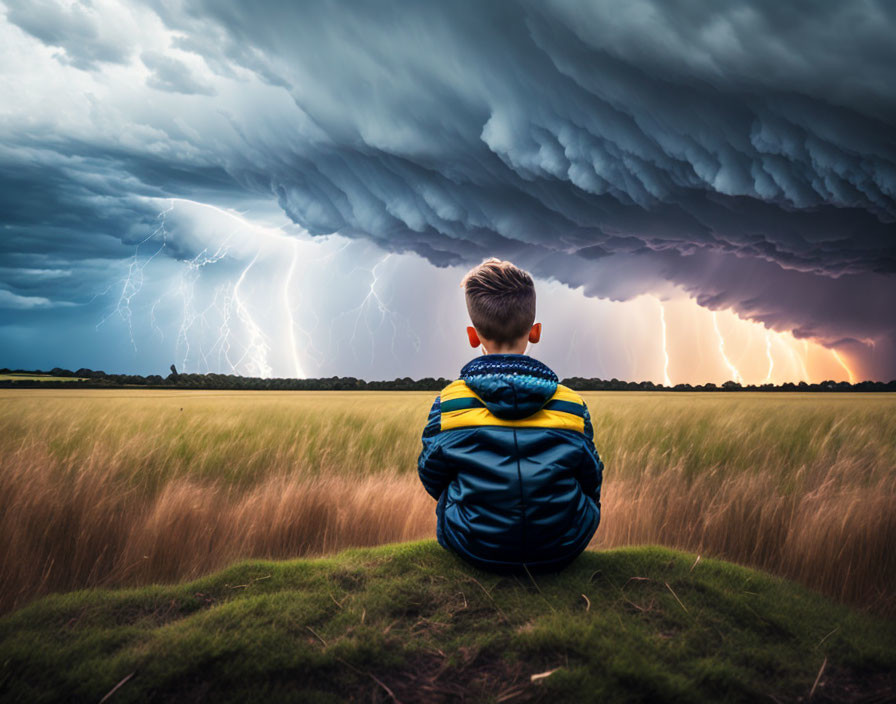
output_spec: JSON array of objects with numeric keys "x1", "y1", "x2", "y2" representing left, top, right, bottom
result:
[{"x1": 1, "y1": 389, "x2": 894, "y2": 619}]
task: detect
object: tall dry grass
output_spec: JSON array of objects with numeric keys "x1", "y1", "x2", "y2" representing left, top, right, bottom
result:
[{"x1": 1, "y1": 389, "x2": 894, "y2": 616}]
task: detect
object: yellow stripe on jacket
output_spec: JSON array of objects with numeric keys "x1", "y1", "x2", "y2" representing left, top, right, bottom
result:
[{"x1": 439, "y1": 380, "x2": 586, "y2": 434}]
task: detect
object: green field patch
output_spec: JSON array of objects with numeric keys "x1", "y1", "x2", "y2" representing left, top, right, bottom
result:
[{"x1": 0, "y1": 374, "x2": 87, "y2": 382}]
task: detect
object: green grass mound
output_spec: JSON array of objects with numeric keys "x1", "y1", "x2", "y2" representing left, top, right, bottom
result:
[{"x1": 1, "y1": 542, "x2": 893, "y2": 703}]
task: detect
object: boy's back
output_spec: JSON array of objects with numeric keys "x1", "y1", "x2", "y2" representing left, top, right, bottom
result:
[{"x1": 418, "y1": 351, "x2": 603, "y2": 572}]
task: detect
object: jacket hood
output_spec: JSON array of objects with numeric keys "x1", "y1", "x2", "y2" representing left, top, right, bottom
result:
[{"x1": 460, "y1": 354, "x2": 558, "y2": 420}]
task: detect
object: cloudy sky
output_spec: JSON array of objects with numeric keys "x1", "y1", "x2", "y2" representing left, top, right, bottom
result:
[{"x1": 1, "y1": 0, "x2": 894, "y2": 383}]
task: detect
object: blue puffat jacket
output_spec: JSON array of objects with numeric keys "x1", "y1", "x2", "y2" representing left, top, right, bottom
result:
[{"x1": 417, "y1": 353, "x2": 603, "y2": 573}]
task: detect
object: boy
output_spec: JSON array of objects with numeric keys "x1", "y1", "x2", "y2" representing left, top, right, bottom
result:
[{"x1": 417, "y1": 258, "x2": 603, "y2": 573}]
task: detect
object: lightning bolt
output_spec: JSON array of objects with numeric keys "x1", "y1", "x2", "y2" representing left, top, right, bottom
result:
[
  {"x1": 163, "y1": 200, "x2": 288, "y2": 377},
  {"x1": 283, "y1": 238, "x2": 303, "y2": 378},
  {"x1": 96, "y1": 203, "x2": 173, "y2": 349},
  {"x1": 798, "y1": 340, "x2": 810, "y2": 381},
  {"x1": 764, "y1": 331, "x2": 774, "y2": 383},
  {"x1": 345, "y1": 254, "x2": 391, "y2": 367},
  {"x1": 831, "y1": 349, "x2": 856, "y2": 384},
  {"x1": 175, "y1": 239, "x2": 233, "y2": 373},
  {"x1": 209, "y1": 284, "x2": 235, "y2": 372},
  {"x1": 122, "y1": 198, "x2": 320, "y2": 379},
  {"x1": 658, "y1": 300, "x2": 672, "y2": 386},
  {"x1": 150, "y1": 296, "x2": 165, "y2": 342},
  {"x1": 784, "y1": 343, "x2": 806, "y2": 382},
  {"x1": 168, "y1": 198, "x2": 353, "y2": 379},
  {"x1": 92, "y1": 198, "x2": 424, "y2": 380},
  {"x1": 712, "y1": 311, "x2": 743, "y2": 384},
  {"x1": 329, "y1": 253, "x2": 421, "y2": 369},
  {"x1": 232, "y1": 251, "x2": 272, "y2": 378}
]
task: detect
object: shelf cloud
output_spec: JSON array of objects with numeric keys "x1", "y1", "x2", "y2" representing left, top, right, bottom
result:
[{"x1": 2, "y1": 0, "x2": 895, "y2": 377}]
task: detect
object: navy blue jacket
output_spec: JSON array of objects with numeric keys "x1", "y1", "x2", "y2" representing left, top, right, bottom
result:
[{"x1": 417, "y1": 354, "x2": 603, "y2": 572}]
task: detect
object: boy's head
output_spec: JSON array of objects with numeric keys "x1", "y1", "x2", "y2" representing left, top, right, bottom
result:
[{"x1": 460, "y1": 257, "x2": 541, "y2": 354}]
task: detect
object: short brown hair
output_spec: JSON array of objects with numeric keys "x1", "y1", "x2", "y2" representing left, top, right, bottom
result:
[{"x1": 461, "y1": 258, "x2": 536, "y2": 345}]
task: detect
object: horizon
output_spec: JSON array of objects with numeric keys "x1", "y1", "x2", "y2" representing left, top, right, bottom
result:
[{"x1": 3, "y1": 364, "x2": 893, "y2": 389}]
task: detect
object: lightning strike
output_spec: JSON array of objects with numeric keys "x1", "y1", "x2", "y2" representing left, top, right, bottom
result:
[
  {"x1": 150, "y1": 297, "x2": 165, "y2": 342},
  {"x1": 96, "y1": 203, "x2": 173, "y2": 349},
  {"x1": 166, "y1": 198, "x2": 355, "y2": 379},
  {"x1": 831, "y1": 349, "x2": 857, "y2": 384},
  {"x1": 350, "y1": 254, "x2": 393, "y2": 366},
  {"x1": 174, "y1": 239, "x2": 233, "y2": 372},
  {"x1": 658, "y1": 300, "x2": 672, "y2": 386},
  {"x1": 232, "y1": 252, "x2": 273, "y2": 378},
  {"x1": 712, "y1": 311, "x2": 743, "y2": 384},
  {"x1": 100, "y1": 198, "x2": 856, "y2": 386},
  {"x1": 103, "y1": 198, "x2": 324, "y2": 379},
  {"x1": 283, "y1": 238, "x2": 304, "y2": 378},
  {"x1": 798, "y1": 340, "x2": 811, "y2": 381},
  {"x1": 329, "y1": 253, "x2": 421, "y2": 369}
]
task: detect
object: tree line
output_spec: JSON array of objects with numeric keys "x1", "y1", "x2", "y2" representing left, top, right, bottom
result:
[{"x1": 1, "y1": 367, "x2": 894, "y2": 392}]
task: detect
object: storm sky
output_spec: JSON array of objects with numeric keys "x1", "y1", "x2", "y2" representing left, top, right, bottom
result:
[{"x1": 1, "y1": 0, "x2": 894, "y2": 382}]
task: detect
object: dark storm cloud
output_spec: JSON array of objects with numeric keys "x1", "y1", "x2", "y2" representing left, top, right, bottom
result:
[
  {"x1": 3, "y1": 0, "x2": 896, "y2": 376},
  {"x1": 0, "y1": 133, "x2": 246, "y2": 311},
  {"x1": 138, "y1": 0, "x2": 896, "y2": 372},
  {"x1": 0, "y1": 145, "x2": 158, "y2": 309},
  {"x1": 156, "y1": 3, "x2": 896, "y2": 275}
]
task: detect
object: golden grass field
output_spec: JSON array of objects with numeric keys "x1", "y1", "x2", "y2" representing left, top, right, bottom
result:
[{"x1": 1, "y1": 389, "x2": 893, "y2": 616}]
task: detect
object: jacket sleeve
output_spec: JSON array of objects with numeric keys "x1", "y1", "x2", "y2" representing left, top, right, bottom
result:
[
  {"x1": 576, "y1": 402, "x2": 604, "y2": 507},
  {"x1": 417, "y1": 395, "x2": 453, "y2": 500}
]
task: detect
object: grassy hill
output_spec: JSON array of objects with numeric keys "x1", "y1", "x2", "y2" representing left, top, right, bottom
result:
[{"x1": 1, "y1": 542, "x2": 893, "y2": 703}]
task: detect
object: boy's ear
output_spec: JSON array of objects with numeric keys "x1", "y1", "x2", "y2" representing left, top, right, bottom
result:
[
  {"x1": 528, "y1": 322, "x2": 542, "y2": 344},
  {"x1": 466, "y1": 326, "x2": 481, "y2": 348}
]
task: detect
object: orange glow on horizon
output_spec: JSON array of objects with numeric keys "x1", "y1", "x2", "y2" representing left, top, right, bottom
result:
[
  {"x1": 540, "y1": 280, "x2": 866, "y2": 385},
  {"x1": 627, "y1": 294, "x2": 860, "y2": 386},
  {"x1": 675, "y1": 300, "x2": 860, "y2": 385}
]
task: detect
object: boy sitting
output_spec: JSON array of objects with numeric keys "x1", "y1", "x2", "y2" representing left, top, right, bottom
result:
[{"x1": 417, "y1": 258, "x2": 603, "y2": 573}]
